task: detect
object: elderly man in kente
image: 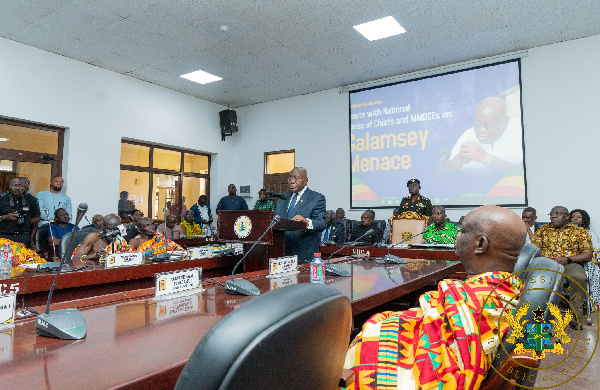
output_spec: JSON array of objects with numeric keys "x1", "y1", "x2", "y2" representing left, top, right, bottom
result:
[
  {"x1": 180, "y1": 210, "x2": 203, "y2": 237},
  {"x1": 532, "y1": 206, "x2": 592, "y2": 330},
  {"x1": 343, "y1": 206, "x2": 526, "y2": 390},
  {"x1": 129, "y1": 217, "x2": 184, "y2": 255},
  {"x1": 0, "y1": 238, "x2": 46, "y2": 277},
  {"x1": 423, "y1": 206, "x2": 459, "y2": 245},
  {"x1": 72, "y1": 213, "x2": 133, "y2": 269}
]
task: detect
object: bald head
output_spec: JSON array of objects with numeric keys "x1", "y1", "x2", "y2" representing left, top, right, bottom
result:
[
  {"x1": 456, "y1": 206, "x2": 526, "y2": 275},
  {"x1": 103, "y1": 214, "x2": 121, "y2": 230}
]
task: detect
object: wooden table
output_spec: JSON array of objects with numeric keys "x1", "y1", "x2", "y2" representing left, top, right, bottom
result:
[
  {"x1": 319, "y1": 244, "x2": 459, "y2": 261},
  {"x1": 0, "y1": 257, "x2": 463, "y2": 389},
  {"x1": 2, "y1": 254, "x2": 241, "y2": 309}
]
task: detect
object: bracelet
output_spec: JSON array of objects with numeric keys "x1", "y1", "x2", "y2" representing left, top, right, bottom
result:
[{"x1": 566, "y1": 257, "x2": 572, "y2": 264}]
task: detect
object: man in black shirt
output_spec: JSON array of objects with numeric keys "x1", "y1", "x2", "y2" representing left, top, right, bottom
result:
[
  {"x1": 350, "y1": 209, "x2": 382, "y2": 244},
  {"x1": 0, "y1": 178, "x2": 41, "y2": 248}
]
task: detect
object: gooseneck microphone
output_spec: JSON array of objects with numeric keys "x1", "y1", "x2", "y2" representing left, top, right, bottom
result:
[
  {"x1": 382, "y1": 226, "x2": 430, "y2": 264},
  {"x1": 35, "y1": 203, "x2": 88, "y2": 340},
  {"x1": 324, "y1": 228, "x2": 374, "y2": 277},
  {"x1": 224, "y1": 215, "x2": 281, "y2": 296},
  {"x1": 266, "y1": 191, "x2": 288, "y2": 200}
]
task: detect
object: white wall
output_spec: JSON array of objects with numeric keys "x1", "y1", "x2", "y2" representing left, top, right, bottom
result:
[
  {"x1": 223, "y1": 34, "x2": 600, "y2": 230},
  {"x1": 0, "y1": 37, "x2": 225, "y2": 218}
]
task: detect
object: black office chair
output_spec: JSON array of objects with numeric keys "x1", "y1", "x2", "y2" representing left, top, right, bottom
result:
[
  {"x1": 59, "y1": 230, "x2": 92, "y2": 260},
  {"x1": 512, "y1": 242, "x2": 541, "y2": 274},
  {"x1": 481, "y1": 256, "x2": 564, "y2": 389},
  {"x1": 175, "y1": 283, "x2": 352, "y2": 390},
  {"x1": 35, "y1": 224, "x2": 49, "y2": 254}
]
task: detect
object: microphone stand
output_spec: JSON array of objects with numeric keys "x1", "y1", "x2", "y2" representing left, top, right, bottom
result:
[
  {"x1": 325, "y1": 229, "x2": 374, "y2": 277},
  {"x1": 44, "y1": 209, "x2": 59, "y2": 262},
  {"x1": 382, "y1": 227, "x2": 430, "y2": 264},
  {"x1": 224, "y1": 215, "x2": 281, "y2": 296}
]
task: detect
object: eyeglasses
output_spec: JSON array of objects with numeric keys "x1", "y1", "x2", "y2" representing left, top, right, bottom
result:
[
  {"x1": 548, "y1": 212, "x2": 567, "y2": 217},
  {"x1": 474, "y1": 120, "x2": 501, "y2": 129}
]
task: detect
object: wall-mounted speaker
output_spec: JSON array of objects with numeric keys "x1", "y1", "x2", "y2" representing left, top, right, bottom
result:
[{"x1": 220, "y1": 109, "x2": 238, "y2": 141}]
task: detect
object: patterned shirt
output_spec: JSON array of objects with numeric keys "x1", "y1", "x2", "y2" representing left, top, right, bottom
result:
[
  {"x1": 398, "y1": 195, "x2": 433, "y2": 217},
  {"x1": 423, "y1": 221, "x2": 459, "y2": 244},
  {"x1": 532, "y1": 223, "x2": 592, "y2": 258},
  {"x1": 253, "y1": 199, "x2": 275, "y2": 211}
]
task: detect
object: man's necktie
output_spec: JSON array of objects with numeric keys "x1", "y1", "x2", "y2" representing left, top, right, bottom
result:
[{"x1": 286, "y1": 194, "x2": 297, "y2": 219}]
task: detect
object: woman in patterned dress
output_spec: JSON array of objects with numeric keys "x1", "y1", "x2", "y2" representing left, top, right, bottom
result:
[{"x1": 569, "y1": 209, "x2": 600, "y2": 309}]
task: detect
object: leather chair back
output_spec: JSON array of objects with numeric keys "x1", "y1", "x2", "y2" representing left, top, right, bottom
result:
[
  {"x1": 59, "y1": 230, "x2": 92, "y2": 261},
  {"x1": 175, "y1": 283, "x2": 352, "y2": 390},
  {"x1": 35, "y1": 225, "x2": 49, "y2": 253},
  {"x1": 512, "y1": 242, "x2": 541, "y2": 274}
]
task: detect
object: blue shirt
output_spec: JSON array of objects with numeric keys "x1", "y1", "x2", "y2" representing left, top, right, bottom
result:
[
  {"x1": 47, "y1": 223, "x2": 79, "y2": 240},
  {"x1": 216, "y1": 196, "x2": 248, "y2": 213},
  {"x1": 36, "y1": 190, "x2": 72, "y2": 226}
]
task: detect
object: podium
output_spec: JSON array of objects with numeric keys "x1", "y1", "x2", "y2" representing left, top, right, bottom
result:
[{"x1": 217, "y1": 210, "x2": 306, "y2": 272}]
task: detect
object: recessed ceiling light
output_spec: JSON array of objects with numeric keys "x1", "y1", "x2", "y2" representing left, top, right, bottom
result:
[
  {"x1": 180, "y1": 70, "x2": 223, "y2": 84},
  {"x1": 353, "y1": 16, "x2": 406, "y2": 41},
  {"x1": 0, "y1": 138, "x2": 8, "y2": 141}
]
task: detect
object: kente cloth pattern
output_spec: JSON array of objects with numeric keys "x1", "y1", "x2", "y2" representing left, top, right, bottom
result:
[
  {"x1": 0, "y1": 238, "x2": 46, "y2": 277},
  {"x1": 137, "y1": 233, "x2": 184, "y2": 255},
  {"x1": 532, "y1": 223, "x2": 592, "y2": 258},
  {"x1": 343, "y1": 271, "x2": 523, "y2": 390},
  {"x1": 71, "y1": 235, "x2": 134, "y2": 261},
  {"x1": 423, "y1": 222, "x2": 459, "y2": 245},
  {"x1": 180, "y1": 220, "x2": 203, "y2": 237}
]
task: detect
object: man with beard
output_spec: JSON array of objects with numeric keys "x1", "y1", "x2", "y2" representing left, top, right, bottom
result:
[{"x1": 36, "y1": 176, "x2": 72, "y2": 226}]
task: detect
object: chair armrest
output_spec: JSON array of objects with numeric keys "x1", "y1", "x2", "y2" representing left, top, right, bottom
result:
[
  {"x1": 480, "y1": 352, "x2": 538, "y2": 390},
  {"x1": 339, "y1": 369, "x2": 355, "y2": 388}
]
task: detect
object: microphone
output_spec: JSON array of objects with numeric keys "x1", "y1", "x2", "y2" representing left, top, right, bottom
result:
[
  {"x1": 224, "y1": 215, "x2": 281, "y2": 296},
  {"x1": 35, "y1": 202, "x2": 88, "y2": 340},
  {"x1": 324, "y1": 229, "x2": 374, "y2": 277},
  {"x1": 266, "y1": 190, "x2": 288, "y2": 200},
  {"x1": 84, "y1": 216, "x2": 91, "y2": 225},
  {"x1": 436, "y1": 147, "x2": 451, "y2": 172},
  {"x1": 382, "y1": 226, "x2": 430, "y2": 264},
  {"x1": 100, "y1": 229, "x2": 121, "y2": 240}
]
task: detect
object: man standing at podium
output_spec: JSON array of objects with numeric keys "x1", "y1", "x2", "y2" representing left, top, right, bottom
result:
[{"x1": 275, "y1": 167, "x2": 326, "y2": 263}]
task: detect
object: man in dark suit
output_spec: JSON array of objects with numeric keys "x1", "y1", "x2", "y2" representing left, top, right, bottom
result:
[{"x1": 274, "y1": 167, "x2": 326, "y2": 263}]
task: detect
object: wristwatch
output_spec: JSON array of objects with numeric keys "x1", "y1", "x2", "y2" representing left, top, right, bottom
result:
[
  {"x1": 566, "y1": 257, "x2": 572, "y2": 264},
  {"x1": 483, "y1": 154, "x2": 494, "y2": 167}
]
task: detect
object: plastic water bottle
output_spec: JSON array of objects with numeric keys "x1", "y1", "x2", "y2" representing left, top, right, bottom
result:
[
  {"x1": 0, "y1": 243, "x2": 12, "y2": 279},
  {"x1": 310, "y1": 252, "x2": 325, "y2": 284}
]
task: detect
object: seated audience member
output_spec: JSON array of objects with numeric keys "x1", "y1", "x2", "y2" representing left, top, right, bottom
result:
[
  {"x1": 91, "y1": 214, "x2": 104, "y2": 231},
  {"x1": 72, "y1": 214, "x2": 133, "y2": 268},
  {"x1": 180, "y1": 210, "x2": 203, "y2": 237},
  {"x1": 382, "y1": 208, "x2": 400, "y2": 244},
  {"x1": 532, "y1": 206, "x2": 592, "y2": 329},
  {"x1": 331, "y1": 207, "x2": 349, "y2": 242},
  {"x1": 344, "y1": 206, "x2": 526, "y2": 389},
  {"x1": 123, "y1": 209, "x2": 144, "y2": 242},
  {"x1": 320, "y1": 210, "x2": 336, "y2": 242},
  {"x1": 46, "y1": 208, "x2": 79, "y2": 245},
  {"x1": 336, "y1": 208, "x2": 346, "y2": 220},
  {"x1": 522, "y1": 206, "x2": 537, "y2": 243},
  {"x1": 190, "y1": 195, "x2": 213, "y2": 236},
  {"x1": 129, "y1": 217, "x2": 184, "y2": 255},
  {"x1": 569, "y1": 209, "x2": 600, "y2": 309},
  {"x1": 423, "y1": 206, "x2": 459, "y2": 245},
  {"x1": 157, "y1": 215, "x2": 184, "y2": 240},
  {"x1": 349, "y1": 210, "x2": 382, "y2": 244},
  {"x1": 254, "y1": 189, "x2": 276, "y2": 211}
]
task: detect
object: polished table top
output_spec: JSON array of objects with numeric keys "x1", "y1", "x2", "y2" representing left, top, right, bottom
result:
[
  {"x1": 0, "y1": 257, "x2": 463, "y2": 389},
  {"x1": 319, "y1": 244, "x2": 459, "y2": 261}
]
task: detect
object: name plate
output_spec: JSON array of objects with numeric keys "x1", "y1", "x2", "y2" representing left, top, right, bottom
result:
[
  {"x1": 0, "y1": 329, "x2": 13, "y2": 363},
  {"x1": 188, "y1": 246, "x2": 213, "y2": 259},
  {"x1": 0, "y1": 294, "x2": 16, "y2": 329},
  {"x1": 155, "y1": 294, "x2": 201, "y2": 322},
  {"x1": 270, "y1": 274, "x2": 298, "y2": 290},
  {"x1": 229, "y1": 243, "x2": 244, "y2": 255},
  {"x1": 267, "y1": 255, "x2": 299, "y2": 278},
  {"x1": 106, "y1": 252, "x2": 144, "y2": 268},
  {"x1": 155, "y1": 267, "x2": 202, "y2": 299}
]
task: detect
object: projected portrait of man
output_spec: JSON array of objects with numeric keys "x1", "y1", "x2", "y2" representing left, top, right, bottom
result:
[{"x1": 445, "y1": 96, "x2": 523, "y2": 172}]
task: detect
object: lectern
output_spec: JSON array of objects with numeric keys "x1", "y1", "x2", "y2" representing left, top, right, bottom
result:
[{"x1": 217, "y1": 210, "x2": 306, "y2": 272}]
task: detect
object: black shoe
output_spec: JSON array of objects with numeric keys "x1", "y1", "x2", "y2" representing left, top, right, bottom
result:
[{"x1": 569, "y1": 319, "x2": 583, "y2": 330}]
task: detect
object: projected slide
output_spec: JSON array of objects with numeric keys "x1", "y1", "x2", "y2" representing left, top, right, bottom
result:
[{"x1": 350, "y1": 60, "x2": 525, "y2": 208}]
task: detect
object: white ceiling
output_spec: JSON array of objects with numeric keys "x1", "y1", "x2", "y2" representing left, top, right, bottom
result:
[{"x1": 2, "y1": 0, "x2": 599, "y2": 108}]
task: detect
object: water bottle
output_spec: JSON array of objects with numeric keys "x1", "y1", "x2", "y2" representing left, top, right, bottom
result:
[
  {"x1": 0, "y1": 243, "x2": 12, "y2": 279},
  {"x1": 310, "y1": 252, "x2": 325, "y2": 284}
]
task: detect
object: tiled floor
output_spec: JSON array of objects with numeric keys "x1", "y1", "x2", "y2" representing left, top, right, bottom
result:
[{"x1": 533, "y1": 313, "x2": 599, "y2": 389}]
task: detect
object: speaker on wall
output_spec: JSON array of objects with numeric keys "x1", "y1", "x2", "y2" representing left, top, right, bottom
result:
[{"x1": 220, "y1": 109, "x2": 238, "y2": 141}]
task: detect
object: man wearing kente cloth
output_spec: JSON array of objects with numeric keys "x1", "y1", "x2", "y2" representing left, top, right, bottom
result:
[
  {"x1": 344, "y1": 206, "x2": 526, "y2": 390},
  {"x1": 396, "y1": 178, "x2": 432, "y2": 218},
  {"x1": 72, "y1": 213, "x2": 133, "y2": 268},
  {"x1": 179, "y1": 210, "x2": 203, "y2": 237},
  {"x1": 129, "y1": 217, "x2": 184, "y2": 255},
  {"x1": 423, "y1": 206, "x2": 459, "y2": 245}
]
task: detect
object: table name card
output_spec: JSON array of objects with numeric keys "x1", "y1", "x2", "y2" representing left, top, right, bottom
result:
[
  {"x1": 188, "y1": 246, "x2": 213, "y2": 259},
  {"x1": 229, "y1": 243, "x2": 244, "y2": 255},
  {"x1": 155, "y1": 267, "x2": 202, "y2": 299},
  {"x1": 267, "y1": 255, "x2": 298, "y2": 278},
  {"x1": 270, "y1": 274, "x2": 298, "y2": 290},
  {"x1": 106, "y1": 252, "x2": 144, "y2": 268},
  {"x1": 0, "y1": 329, "x2": 12, "y2": 363},
  {"x1": 0, "y1": 294, "x2": 16, "y2": 329},
  {"x1": 155, "y1": 293, "x2": 201, "y2": 322}
]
